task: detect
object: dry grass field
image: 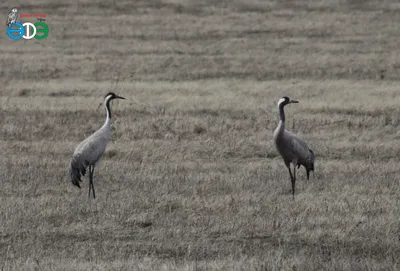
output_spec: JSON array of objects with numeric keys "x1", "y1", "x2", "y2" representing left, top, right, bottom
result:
[{"x1": 1, "y1": 0, "x2": 400, "y2": 270}]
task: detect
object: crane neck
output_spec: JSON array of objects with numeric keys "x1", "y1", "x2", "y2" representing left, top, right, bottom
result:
[
  {"x1": 275, "y1": 103, "x2": 286, "y2": 137},
  {"x1": 278, "y1": 103, "x2": 286, "y2": 124},
  {"x1": 105, "y1": 98, "x2": 112, "y2": 120},
  {"x1": 100, "y1": 97, "x2": 112, "y2": 132}
]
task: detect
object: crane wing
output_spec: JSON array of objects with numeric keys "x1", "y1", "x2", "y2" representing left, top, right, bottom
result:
[
  {"x1": 70, "y1": 131, "x2": 108, "y2": 188},
  {"x1": 285, "y1": 131, "x2": 310, "y2": 159},
  {"x1": 287, "y1": 131, "x2": 315, "y2": 178},
  {"x1": 74, "y1": 135, "x2": 108, "y2": 165}
]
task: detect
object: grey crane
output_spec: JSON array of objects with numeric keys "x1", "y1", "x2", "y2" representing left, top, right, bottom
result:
[
  {"x1": 70, "y1": 92, "x2": 125, "y2": 199},
  {"x1": 273, "y1": 96, "x2": 315, "y2": 197}
]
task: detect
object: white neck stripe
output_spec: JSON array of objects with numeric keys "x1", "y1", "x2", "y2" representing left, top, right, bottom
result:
[
  {"x1": 277, "y1": 98, "x2": 286, "y2": 107},
  {"x1": 104, "y1": 95, "x2": 113, "y2": 104}
]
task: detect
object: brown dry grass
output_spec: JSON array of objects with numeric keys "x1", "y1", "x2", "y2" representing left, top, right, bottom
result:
[{"x1": 0, "y1": 0, "x2": 400, "y2": 270}]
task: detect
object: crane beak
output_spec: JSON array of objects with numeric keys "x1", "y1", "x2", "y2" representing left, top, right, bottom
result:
[
  {"x1": 290, "y1": 100, "x2": 299, "y2": 103},
  {"x1": 116, "y1": 95, "x2": 125, "y2": 100}
]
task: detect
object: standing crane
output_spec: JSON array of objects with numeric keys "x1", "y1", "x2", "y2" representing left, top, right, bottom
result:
[
  {"x1": 70, "y1": 92, "x2": 125, "y2": 199},
  {"x1": 273, "y1": 96, "x2": 315, "y2": 197}
]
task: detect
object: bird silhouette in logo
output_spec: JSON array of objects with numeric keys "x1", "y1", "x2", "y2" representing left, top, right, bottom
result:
[{"x1": 6, "y1": 7, "x2": 19, "y2": 27}]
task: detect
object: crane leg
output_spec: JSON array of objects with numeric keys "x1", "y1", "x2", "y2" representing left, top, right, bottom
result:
[
  {"x1": 88, "y1": 165, "x2": 92, "y2": 198},
  {"x1": 287, "y1": 165, "x2": 295, "y2": 198},
  {"x1": 292, "y1": 164, "x2": 297, "y2": 198},
  {"x1": 287, "y1": 166, "x2": 294, "y2": 180},
  {"x1": 91, "y1": 165, "x2": 96, "y2": 199},
  {"x1": 88, "y1": 165, "x2": 96, "y2": 199}
]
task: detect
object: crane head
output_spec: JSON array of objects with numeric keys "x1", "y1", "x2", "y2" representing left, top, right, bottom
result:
[
  {"x1": 104, "y1": 92, "x2": 125, "y2": 101},
  {"x1": 278, "y1": 96, "x2": 299, "y2": 107}
]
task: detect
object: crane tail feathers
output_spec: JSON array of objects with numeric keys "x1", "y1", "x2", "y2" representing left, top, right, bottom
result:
[
  {"x1": 70, "y1": 156, "x2": 87, "y2": 188},
  {"x1": 306, "y1": 148, "x2": 315, "y2": 180}
]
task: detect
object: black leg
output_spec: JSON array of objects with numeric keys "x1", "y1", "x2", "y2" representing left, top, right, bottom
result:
[
  {"x1": 88, "y1": 165, "x2": 92, "y2": 198},
  {"x1": 90, "y1": 165, "x2": 96, "y2": 199},
  {"x1": 286, "y1": 164, "x2": 295, "y2": 198},
  {"x1": 287, "y1": 166, "x2": 294, "y2": 180},
  {"x1": 292, "y1": 164, "x2": 296, "y2": 198}
]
